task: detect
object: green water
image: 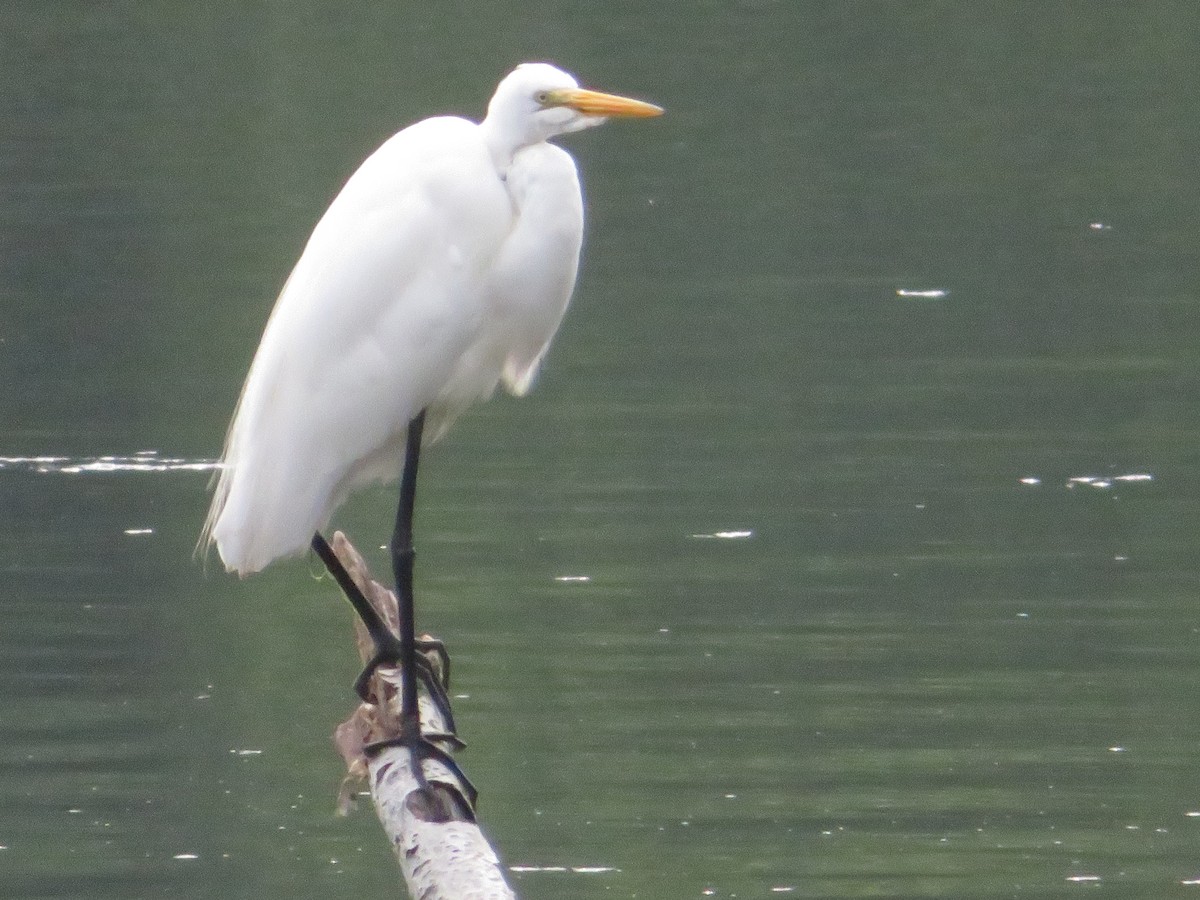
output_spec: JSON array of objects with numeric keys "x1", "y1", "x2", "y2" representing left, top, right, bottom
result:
[{"x1": 3, "y1": 3, "x2": 1200, "y2": 898}]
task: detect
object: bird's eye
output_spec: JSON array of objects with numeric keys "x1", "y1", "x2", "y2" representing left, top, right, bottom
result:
[{"x1": 535, "y1": 91, "x2": 551, "y2": 105}]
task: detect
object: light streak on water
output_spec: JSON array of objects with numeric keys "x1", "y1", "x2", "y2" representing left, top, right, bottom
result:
[{"x1": 0, "y1": 452, "x2": 222, "y2": 475}]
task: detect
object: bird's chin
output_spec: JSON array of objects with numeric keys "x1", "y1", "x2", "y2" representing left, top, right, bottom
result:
[{"x1": 563, "y1": 115, "x2": 607, "y2": 134}]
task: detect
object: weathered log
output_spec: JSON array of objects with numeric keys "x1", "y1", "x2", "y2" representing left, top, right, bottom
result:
[{"x1": 329, "y1": 531, "x2": 516, "y2": 899}]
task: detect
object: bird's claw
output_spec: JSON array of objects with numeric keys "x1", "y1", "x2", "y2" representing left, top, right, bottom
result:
[
  {"x1": 367, "y1": 730, "x2": 478, "y2": 816},
  {"x1": 355, "y1": 639, "x2": 459, "y2": 735}
]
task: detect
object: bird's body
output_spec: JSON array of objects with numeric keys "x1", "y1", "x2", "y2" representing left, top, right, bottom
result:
[
  {"x1": 202, "y1": 64, "x2": 659, "y2": 574},
  {"x1": 205, "y1": 114, "x2": 582, "y2": 573},
  {"x1": 201, "y1": 63, "x2": 660, "y2": 809}
]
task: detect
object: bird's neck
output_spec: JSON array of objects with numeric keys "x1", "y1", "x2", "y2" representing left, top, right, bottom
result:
[{"x1": 480, "y1": 116, "x2": 544, "y2": 173}]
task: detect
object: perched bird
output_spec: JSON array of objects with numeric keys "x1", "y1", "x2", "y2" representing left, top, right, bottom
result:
[{"x1": 200, "y1": 62, "x2": 662, "y2": 807}]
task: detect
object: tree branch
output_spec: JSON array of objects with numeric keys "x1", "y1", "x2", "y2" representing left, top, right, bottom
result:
[{"x1": 329, "y1": 531, "x2": 517, "y2": 899}]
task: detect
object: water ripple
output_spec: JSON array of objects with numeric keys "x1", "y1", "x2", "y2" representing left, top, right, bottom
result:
[
  {"x1": 0, "y1": 452, "x2": 222, "y2": 475},
  {"x1": 1018, "y1": 472, "x2": 1154, "y2": 490}
]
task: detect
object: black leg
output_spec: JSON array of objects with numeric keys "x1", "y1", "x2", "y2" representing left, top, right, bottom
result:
[
  {"x1": 311, "y1": 532, "x2": 457, "y2": 713},
  {"x1": 311, "y1": 530, "x2": 476, "y2": 812},
  {"x1": 386, "y1": 410, "x2": 477, "y2": 810},
  {"x1": 309, "y1": 410, "x2": 477, "y2": 813},
  {"x1": 391, "y1": 409, "x2": 426, "y2": 736},
  {"x1": 310, "y1": 532, "x2": 401, "y2": 671}
]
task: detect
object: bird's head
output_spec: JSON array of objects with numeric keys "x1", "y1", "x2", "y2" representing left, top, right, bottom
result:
[{"x1": 485, "y1": 62, "x2": 663, "y2": 147}]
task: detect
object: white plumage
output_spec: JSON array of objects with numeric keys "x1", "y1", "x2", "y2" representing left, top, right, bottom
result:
[{"x1": 201, "y1": 63, "x2": 661, "y2": 575}]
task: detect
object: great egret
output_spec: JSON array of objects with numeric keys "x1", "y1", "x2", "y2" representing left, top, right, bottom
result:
[{"x1": 200, "y1": 62, "x2": 662, "y2": 805}]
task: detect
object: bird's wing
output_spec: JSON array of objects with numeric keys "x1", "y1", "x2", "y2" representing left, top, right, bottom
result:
[{"x1": 203, "y1": 117, "x2": 513, "y2": 574}]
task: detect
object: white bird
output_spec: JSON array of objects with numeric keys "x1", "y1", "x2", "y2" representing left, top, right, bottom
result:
[
  {"x1": 201, "y1": 62, "x2": 661, "y2": 574},
  {"x1": 199, "y1": 62, "x2": 661, "y2": 806}
]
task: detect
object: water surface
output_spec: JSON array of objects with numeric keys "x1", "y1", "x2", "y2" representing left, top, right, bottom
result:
[{"x1": 3, "y1": 3, "x2": 1200, "y2": 898}]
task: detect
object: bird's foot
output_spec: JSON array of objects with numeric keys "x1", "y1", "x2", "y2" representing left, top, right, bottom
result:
[
  {"x1": 366, "y1": 718, "x2": 478, "y2": 817},
  {"x1": 354, "y1": 635, "x2": 459, "y2": 735}
]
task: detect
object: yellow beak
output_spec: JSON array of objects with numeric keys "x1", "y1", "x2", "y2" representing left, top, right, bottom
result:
[{"x1": 556, "y1": 88, "x2": 664, "y2": 118}]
